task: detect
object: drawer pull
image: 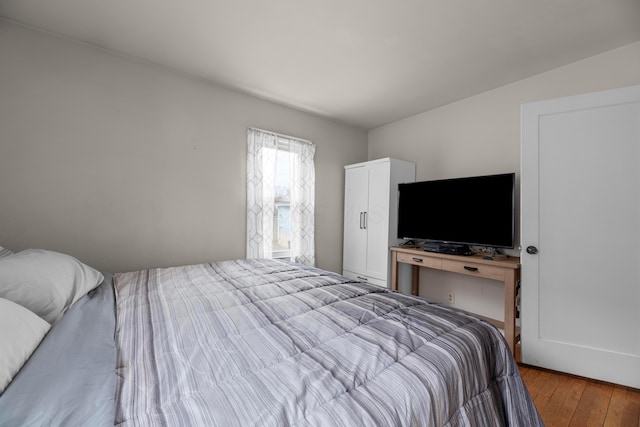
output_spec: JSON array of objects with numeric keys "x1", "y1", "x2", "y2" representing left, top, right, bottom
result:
[
  {"x1": 464, "y1": 266, "x2": 478, "y2": 272},
  {"x1": 356, "y1": 276, "x2": 368, "y2": 281},
  {"x1": 412, "y1": 257, "x2": 423, "y2": 263}
]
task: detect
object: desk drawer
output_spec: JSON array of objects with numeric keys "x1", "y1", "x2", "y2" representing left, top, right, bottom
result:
[
  {"x1": 441, "y1": 259, "x2": 505, "y2": 281},
  {"x1": 397, "y1": 252, "x2": 442, "y2": 269}
]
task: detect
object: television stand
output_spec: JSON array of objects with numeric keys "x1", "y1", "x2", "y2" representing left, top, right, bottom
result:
[{"x1": 389, "y1": 246, "x2": 521, "y2": 354}]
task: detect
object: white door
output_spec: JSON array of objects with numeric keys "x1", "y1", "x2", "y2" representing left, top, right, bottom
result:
[
  {"x1": 343, "y1": 166, "x2": 369, "y2": 276},
  {"x1": 521, "y1": 85, "x2": 640, "y2": 388},
  {"x1": 365, "y1": 161, "x2": 391, "y2": 281}
]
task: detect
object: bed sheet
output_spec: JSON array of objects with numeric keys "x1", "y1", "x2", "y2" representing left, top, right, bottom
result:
[{"x1": 0, "y1": 274, "x2": 116, "y2": 427}]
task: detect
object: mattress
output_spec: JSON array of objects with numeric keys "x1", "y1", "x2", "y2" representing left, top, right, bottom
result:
[{"x1": 0, "y1": 259, "x2": 541, "y2": 426}]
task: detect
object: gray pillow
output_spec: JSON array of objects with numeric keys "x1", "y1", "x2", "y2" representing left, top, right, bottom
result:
[
  {"x1": 0, "y1": 249, "x2": 104, "y2": 324},
  {"x1": 0, "y1": 298, "x2": 51, "y2": 393}
]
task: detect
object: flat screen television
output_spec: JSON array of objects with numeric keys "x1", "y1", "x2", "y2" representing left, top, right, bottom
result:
[{"x1": 397, "y1": 173, "x2": 515, "y2": 251}]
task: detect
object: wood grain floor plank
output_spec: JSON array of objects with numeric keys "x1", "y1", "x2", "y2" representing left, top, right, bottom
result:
[
  {"x1": 567, "y1": 382, "x2": 600, "y2": 427},
  {"x1": 555, "y1": 377, "x2": 588, "y2": 427},
  {"x1": 527, "y1": 369, "x2": 553, "y2": 401},
  {"x1": 540, "y1": 375, "x2": 586, "y2": 427},
  {"x1": 568, "y1": 382, "x2": 613, "y2": 426},
  {"x1": 519, "y1": 365, "x2": 540, "y2": 389},
  {"x1": 625, "y1": 387, "x2": 640, "y2": 405},
  {"x1": 604, "y1": 386, "x2": 640, "y2": 427},
  {"x1": 603, "y1": 386, "x2": 624, "y2": 427},
  {"x1": 587, "y1": 383, "x2": 615, "y2": 427},
  {"x1": 534, "y1": 373, "x2": 562, "y2": 413}
]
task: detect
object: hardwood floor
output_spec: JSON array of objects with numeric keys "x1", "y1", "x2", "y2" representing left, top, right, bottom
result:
[{"x1": 517, "y1": 359, "x2": 640, "y2": 426}]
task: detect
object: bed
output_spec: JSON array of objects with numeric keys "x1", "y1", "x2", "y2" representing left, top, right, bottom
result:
[{"x1": 0, "y1": 250, "x2": 542, "y2": 426}]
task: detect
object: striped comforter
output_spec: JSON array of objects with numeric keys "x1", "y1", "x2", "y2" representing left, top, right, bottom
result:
[{"x1": 113, "y1": 259, "x2": 541, "y2": 426}]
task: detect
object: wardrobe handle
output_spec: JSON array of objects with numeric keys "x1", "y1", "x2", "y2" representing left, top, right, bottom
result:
[
  {"x1": 359, "y1": 212, "x2": 364, "y2": 229},
  {"x1": 363, "y1": 212, "x2": 367, "y2": 229}
]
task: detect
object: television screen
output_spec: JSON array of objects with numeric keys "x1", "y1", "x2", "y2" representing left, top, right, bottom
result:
[{"x1": 397, "y1": 173, "x2": 515, "y2": 248}]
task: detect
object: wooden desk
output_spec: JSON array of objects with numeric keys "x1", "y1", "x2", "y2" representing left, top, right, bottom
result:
[{"x1": 390, "y1": 246, "x2": 521, "y2": 354}]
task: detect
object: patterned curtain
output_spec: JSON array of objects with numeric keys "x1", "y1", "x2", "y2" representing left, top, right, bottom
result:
[
  {"x1": 289, "y1": 139, "x2": 316, "y2": 266},
  {"x1": 246, "y1": 128, "x2": 316, "y2": 266},
  {"x1": 246, "y1": 129, "x2": 278, "y2": 259}
]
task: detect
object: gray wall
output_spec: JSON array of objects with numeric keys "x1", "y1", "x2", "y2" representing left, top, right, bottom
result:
[
  {"x1": 0, "y1": 20, "x2": 368, "y2": 273},
  {"x1": 369, "y1": 41, "x2": 640, "y2": 320}
]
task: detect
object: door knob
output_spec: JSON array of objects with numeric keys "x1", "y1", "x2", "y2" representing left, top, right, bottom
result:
[{"x1": 526, "y1": 246, "x2": 538, "y2": 254}]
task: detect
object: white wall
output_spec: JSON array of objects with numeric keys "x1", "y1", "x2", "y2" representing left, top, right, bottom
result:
[
  {"x1": 0, "y1": 20, "x2": 368, "y2": 273},
  {"x1": 368, "y1": 41, "x2": 640, "y2": 320}
]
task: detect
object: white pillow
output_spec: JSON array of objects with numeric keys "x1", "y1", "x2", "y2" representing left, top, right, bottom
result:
[
  {"x1": 0, "y1": 246, "x2": 13, "y2": 258},
  {"x1": 0, "y1": 249, "x2": 104, "y2": 324},
  {"x1": 0, "y1": 298, "x2": 50, "y2": 393}
]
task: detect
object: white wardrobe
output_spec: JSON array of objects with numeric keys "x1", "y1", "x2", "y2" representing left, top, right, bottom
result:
[
  {"x1": 521, "y1": 85, "x2": 640, "y2": 388},
  {"x1": 342, "y1": 158, "x2": 415, "y2": 287}
]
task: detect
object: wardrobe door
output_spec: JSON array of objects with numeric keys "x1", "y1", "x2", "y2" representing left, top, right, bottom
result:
[
  {"x1": 343, "y1": 165, "x2": 369, "y2": 276},
  {"x1": 521, "y1": 85, "x2": 640, "y2": 388},
  {"x1": 365, "y1": 161, "x2": 391, "y2": 282}
]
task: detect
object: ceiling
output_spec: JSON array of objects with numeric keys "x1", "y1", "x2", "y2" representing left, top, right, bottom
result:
[{"x1": 2, "y1": 1, "x2": 640, "y2": 130}]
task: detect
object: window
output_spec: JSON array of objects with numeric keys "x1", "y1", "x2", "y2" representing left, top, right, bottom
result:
[
  {"x1": 246, "y1": 128, "x2": 316, "y2": 265},
  {"x1": 272, "y1": 149, "x2": 291, "y2": 260}
]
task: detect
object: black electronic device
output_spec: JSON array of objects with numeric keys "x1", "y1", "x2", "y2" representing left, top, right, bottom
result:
[
  {"x1": 398, "y1": 173, "x2": 515, "y2": 253},
  {"x1": 422, "y1": 243, "x2": 473, "y2": 256},
  {"x1": 421, "y1": 242, "x2": 441, "y2": 252}
]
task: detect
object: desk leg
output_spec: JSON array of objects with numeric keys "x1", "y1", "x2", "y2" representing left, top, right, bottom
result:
[
  {"x1": 411, "y1": 265, "x2": 420, "y2": 296},
  {"x1": 390, "y1": 251, "x2": 399, "y2": 291},
  {"x1": 504, "y1": 269, "x2": 517, "y2": 354}
]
